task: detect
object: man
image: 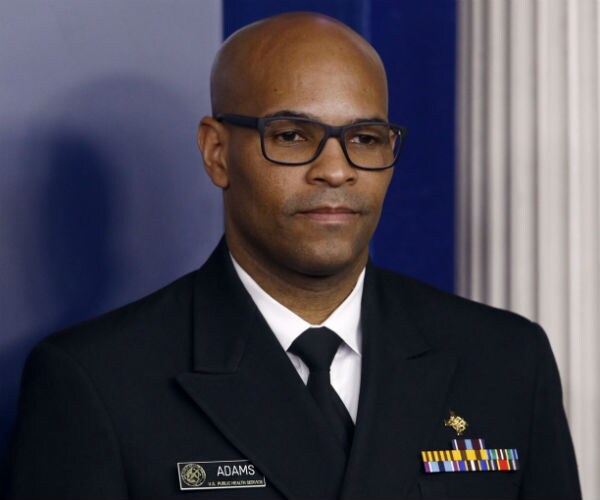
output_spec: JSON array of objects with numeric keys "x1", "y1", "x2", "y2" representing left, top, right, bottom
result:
[{"x1": 5, "y1": 12, "x2": 580, "y2": 499}]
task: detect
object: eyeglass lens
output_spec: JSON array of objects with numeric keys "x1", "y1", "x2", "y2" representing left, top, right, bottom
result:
[{"x1": 263, "y1": 119, "x2": 400, "y2": 168}]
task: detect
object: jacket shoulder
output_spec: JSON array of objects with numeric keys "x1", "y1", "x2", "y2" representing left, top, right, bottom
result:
[
  {"x1": 42, "y1": 270, "x2": 197, "y2": 363},
  {"x1": 370, "y1": 266, "x2": 544, "y2": 350}
]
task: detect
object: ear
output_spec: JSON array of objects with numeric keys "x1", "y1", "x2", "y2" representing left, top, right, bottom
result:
[{"x1": 198, "y1": 116, "x2": 230, "y2": 189}]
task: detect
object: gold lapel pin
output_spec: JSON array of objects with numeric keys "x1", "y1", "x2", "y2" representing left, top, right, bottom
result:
[{"x1": 444, "y1": 410, "x2": 468, "y2": 436}]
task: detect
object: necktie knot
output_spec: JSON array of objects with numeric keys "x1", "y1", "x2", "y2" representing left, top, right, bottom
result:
[
  {"x1": 288, "y1": 327, "x2": 341, "y2": 372},
  {"x1": 288, "y1": 327, "x2": 354, "y2": 455}
]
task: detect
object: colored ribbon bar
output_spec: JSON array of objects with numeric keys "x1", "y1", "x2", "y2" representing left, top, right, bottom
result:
[
  {"x1": 451, "y1": 438, "x2": 486, "y2": 450},
  {"x1": 421, "y1": 448, "x2": 519, "y2": 473}
]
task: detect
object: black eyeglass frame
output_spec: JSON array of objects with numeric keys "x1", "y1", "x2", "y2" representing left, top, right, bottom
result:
[{"x1": 216, "y1": 113, "x2": 408, "y2": 171}]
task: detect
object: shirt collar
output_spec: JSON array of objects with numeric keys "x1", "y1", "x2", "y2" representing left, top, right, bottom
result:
[{"x1": 230, "y1": 255, "x2": 364, "y2": 356}]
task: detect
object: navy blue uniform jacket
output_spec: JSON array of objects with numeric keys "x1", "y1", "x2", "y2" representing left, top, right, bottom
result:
[{"x1": 6, "y1": 240, "x2": 580, "y2": 498}]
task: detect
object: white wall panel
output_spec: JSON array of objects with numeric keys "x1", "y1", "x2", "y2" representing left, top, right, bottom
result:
[{"x1": 457, "y1": 1, "x2": 600, "y2": 497}]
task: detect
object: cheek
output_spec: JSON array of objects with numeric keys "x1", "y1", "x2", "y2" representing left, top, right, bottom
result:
[
  {"x1": 360, "y1": 170, "x2": 393, "y2": 212},
  {"x1": 226, "y1": 144, "x2": 295, "y2": 222}
]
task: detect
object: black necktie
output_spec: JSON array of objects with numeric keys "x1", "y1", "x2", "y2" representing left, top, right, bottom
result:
[{"x1": 289, "y1": 327, "x2": 354, "y2": 454}]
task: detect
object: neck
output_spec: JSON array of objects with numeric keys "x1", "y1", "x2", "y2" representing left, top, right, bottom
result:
[{"x1": 229, "y1": 244, "x2": 366, "y2": 325}]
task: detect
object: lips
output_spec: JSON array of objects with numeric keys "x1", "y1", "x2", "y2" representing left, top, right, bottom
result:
[{"x1": 297, "y1": 206, "x2": 358, "y2": 223}]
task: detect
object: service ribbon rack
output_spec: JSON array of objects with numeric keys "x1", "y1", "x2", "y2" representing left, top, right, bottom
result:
[{"x1": 421, "y1": 438, "x2": 519, "y2": 473}]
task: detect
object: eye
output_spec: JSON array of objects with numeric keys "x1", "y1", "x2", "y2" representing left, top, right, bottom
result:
[
  {"x1": 264, "y1": 119, "x2": 314, "y2": 145},
  {"x1": 275, "y1": 130, "x2": 306, "y2": 143},
  {"x1": 346, "y1": 125, "x2": 390, "y2": 147},
  {"x1": 349, "y1": 133, "x2": 380, "y2": 145}
]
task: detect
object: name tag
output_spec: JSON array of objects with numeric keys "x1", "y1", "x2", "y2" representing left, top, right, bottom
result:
[{"x1": 177, "y1": 459, "x2": 267, "y2": 491}]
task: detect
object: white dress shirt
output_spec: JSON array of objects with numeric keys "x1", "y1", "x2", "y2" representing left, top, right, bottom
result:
[{"x1": 231, "y1": 256, "x2": 364, "y2": 422}]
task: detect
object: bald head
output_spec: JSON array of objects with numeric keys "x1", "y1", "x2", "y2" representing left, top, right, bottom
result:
[{"x1": 210, "y1": 12, "x2": 388, "y2": 117}]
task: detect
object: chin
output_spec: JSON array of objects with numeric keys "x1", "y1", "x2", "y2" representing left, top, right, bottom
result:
[{"x1": 290, "y1": 242, "x2": 365, "y2": 277}]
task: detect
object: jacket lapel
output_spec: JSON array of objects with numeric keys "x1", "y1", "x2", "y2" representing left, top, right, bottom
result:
[
  {"x1": 341, "y1": 265, "x2": 457, "y2": 499},
  {"x1": 176, "y1": 242, "x2": 347, "y2": 499}
]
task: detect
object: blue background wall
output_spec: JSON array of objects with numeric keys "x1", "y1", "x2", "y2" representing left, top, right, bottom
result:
[
  {"x1": 0, "y1": 0, "x2": 222, "y2": 459},
  {"x1": 1, "y1": 0, "x2": 455, "y2": 461}
]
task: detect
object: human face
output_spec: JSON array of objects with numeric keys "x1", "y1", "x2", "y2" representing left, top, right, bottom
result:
[{"x1": 214, "y1": 41, "x2": 393, "y2": 280}]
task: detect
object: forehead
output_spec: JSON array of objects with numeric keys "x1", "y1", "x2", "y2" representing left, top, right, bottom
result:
[
  {"x1": 256, "y1": 52, "x2": 387, "y2": 122},
  {"x1": 219, "y1": 22, "x2": 388, "y2": 123}
]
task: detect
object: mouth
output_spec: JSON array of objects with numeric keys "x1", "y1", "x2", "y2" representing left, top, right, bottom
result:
[{"x1": 296, "y1": 206, "x2": 359, "y2": 223}]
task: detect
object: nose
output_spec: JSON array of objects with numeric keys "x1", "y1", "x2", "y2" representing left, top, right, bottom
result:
[{"x1": 306, "y1": 137, "x2": 357, "y2": 187}]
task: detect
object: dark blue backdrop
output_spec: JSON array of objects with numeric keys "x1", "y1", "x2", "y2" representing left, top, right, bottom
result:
[{"x1": 224, "y1": 0, "x2": 456, "y2": 292}]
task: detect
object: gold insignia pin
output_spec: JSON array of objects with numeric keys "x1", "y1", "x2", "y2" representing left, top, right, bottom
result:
[{"x1": 444, "y1": 410, "x2": 468, "y2": 436}]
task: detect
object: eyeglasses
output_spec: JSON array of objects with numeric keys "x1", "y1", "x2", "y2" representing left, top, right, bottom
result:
[{"x1": 216, "y1": 113, "x2": 408, "y2": 170}]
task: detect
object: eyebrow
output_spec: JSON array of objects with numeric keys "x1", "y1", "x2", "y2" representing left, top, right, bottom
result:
[{"x1": 264, "y1": 110, "x2": 388, "y2": 124}]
